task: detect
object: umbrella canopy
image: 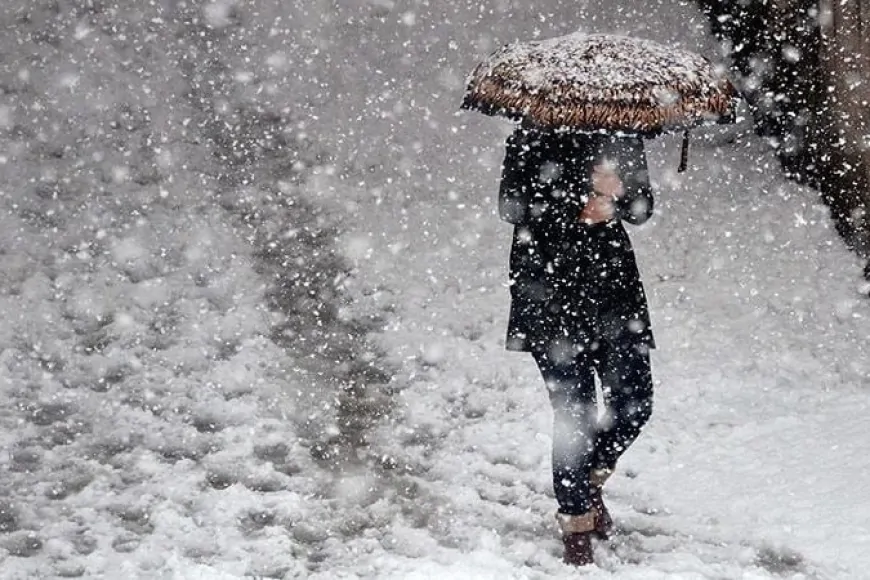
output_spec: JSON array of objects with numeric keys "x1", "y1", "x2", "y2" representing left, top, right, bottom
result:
[{"x1": 461, "y1": 33, "x2": 737, "y2": 136}]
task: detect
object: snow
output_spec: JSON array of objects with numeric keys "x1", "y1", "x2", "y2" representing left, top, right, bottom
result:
[
  {"x1": 1, "y1": 0, "x2": 869, "y2": 579},
  {"x1": 470, "y1": 33, "x2": 719, "y2": 103}
]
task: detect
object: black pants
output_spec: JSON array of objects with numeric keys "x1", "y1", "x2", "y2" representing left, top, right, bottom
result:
[{"x1": 532, "y1": 341, "x2": 653, "y2": 515}]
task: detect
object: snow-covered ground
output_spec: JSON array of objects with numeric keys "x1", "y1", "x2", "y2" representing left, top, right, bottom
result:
[{"x1": 1, "y1": 0, "x2": 869, "y2": 578}]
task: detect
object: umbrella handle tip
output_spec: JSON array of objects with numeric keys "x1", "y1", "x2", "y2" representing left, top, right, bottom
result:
[{"x1": 678, "y1": 130, "x2": 689, "y2": 172}]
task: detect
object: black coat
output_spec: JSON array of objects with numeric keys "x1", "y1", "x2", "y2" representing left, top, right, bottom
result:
[{"x1": 499, "y1": 128, "x2": 656, "y2": 354}]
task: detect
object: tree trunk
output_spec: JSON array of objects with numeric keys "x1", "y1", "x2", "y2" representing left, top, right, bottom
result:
[{"x1": 819, "y1": 0, "x2": 870, "y2": 254}]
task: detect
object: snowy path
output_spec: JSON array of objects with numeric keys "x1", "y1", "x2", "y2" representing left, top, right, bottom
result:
[
  {"x1": 322, "y1": 1, "x2": 870, "y2": 576},
  {"x1": 340, "y1": 125, "x2": 870, "y2": 579}
]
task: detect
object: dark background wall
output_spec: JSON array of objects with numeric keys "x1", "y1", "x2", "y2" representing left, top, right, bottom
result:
[{"x1": 696, "y1": 0, "x2": 870, "y2": 277}]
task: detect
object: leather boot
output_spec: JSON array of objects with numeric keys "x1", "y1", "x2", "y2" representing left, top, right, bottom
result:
[
  {"x1": 555, "y1": 512, "x2": 596, "y2": 566},
  {"x1": 589, "y1": 468, "x2": 614, "y2": 540}
]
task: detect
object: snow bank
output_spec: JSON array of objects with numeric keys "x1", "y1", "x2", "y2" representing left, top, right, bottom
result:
[{"x1": 0, "y1": 1, "x2": 390, "y2": 577}]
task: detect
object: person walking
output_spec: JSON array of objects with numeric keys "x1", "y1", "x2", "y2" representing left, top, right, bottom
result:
[{"x1": 498, "y1": 125, "x2": 656, "y2": 566}]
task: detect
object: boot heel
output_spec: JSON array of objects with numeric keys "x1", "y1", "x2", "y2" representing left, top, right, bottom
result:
[{"x1": 555, "y1": 512, "x2": 596, "y2": 566}]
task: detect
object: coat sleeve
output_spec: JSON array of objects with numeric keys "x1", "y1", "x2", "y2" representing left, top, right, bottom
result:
[
  {"x1": 614, "y1": 138, "x2": 654, "y2": 226},
  {"x1": 498, "y1": 131, "x2": 535, "y2": 225}
]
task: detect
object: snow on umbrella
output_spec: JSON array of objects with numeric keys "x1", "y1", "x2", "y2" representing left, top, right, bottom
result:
[{"x1": 461, "y1": 33, "x2": 739, "y2": 170}]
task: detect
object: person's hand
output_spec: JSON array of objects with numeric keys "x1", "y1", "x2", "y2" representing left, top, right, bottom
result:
[
  {"x1": 579, "y1": 196, "x2": 615, "y2": 224},
  {"x1": 591, "y1": 163, "x2": 624, "y2": 199}
]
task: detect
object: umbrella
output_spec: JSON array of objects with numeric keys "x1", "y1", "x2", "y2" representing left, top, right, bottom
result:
[{"x1": 461, "y1": 33, "x2": 738, "y2": 170}]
